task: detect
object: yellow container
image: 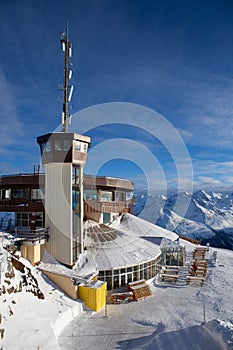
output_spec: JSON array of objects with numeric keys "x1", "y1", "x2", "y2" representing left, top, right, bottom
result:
[{"x1": 79, "y1": 280, "x2": 107, "y2": 311}]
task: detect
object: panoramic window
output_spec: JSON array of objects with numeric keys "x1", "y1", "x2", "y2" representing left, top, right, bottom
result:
[
  {"x1": 84, "y1": 190, "x2": 97, "y2": 200},
  {"x1": 41, "y1": 141, "x2": 51, "y2": 152},
  {"x1": 55, "y1": 140, "x2": 63, "y2": 151},
  {"x1": 12, "y1": 189, "x2": 27, "y2": 199},
  {"x1": 63, "y1": 140, "x2": 71, "y2": 151},
  {"x1": 31, "y1": 189, "x2": 44, "y2": 200},
  {"x1": 116, "y1": 192, "x2": 125, "y2": 202},
  {"x1": 126, "y1": 192, "x2": 134, "y2": 200},
  {"x1": 101, "y1": 191, "x2": 113, "y2": 201}
]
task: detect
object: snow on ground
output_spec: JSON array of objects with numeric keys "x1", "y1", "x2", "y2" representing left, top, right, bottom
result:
[
  {"x1": 1, "y1": 223, "x2": 233, "y2": 350},
  {"x1": 0, "y1": 232, "x2": 84, "y2": 350},
  {"x1": 58, "y1": 243, "x2": 233, "y2": 350}
]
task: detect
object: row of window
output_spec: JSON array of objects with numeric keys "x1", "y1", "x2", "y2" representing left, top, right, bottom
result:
[
  {"x1": 84, "y1": 190, "x2": 125, "y2": 202},
  {"x1": 98, "y1": 256, "x2": 162, "y2": 290},
  {"x1": 0, "y1": 188, "x2": 45, "y2": 200},
  {"x1": 41, "y1": 140, "x2": 87, "y2": 153},
  {"x1": 1, "y1": 188, "x2": 127, "y2": 202}
]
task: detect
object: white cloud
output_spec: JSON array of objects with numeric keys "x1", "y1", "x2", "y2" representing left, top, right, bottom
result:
[
  {"x1": 0, "y1": 69, "x2": 24, "y2": 151},
  {"x1": 197, "y1": 176, "x2": 222, "y2": 185}
]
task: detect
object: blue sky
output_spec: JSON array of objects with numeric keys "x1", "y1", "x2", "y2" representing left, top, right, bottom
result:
[{"x1": 1, "y1": 0, "x2": 233, "y2": 192}]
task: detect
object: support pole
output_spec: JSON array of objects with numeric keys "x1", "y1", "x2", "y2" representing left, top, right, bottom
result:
[{"x1": 79, "y1": 166, "x2": 84, "y2": 254}]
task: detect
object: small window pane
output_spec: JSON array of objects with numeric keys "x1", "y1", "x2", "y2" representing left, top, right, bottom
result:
[
  {"x1": 42, "y1": 142, "x2": 51, "y2": 152},
  {"x1": 31, "y1": 189, "x2": 44, "y2": 200},
  {"x1": 63, "y1": 140, "x2": 71, "y2": 151},
  {"x1": 12, "y1": 189, "x2": 27, "y2": 199},
  {"x1": 74, "y1": 141, "x2": 81, "y2": 151},
  {"x1": 84, "y1": 190, "x2": 97, "y2": 200},
  {"x1": 101, "y1": 191, "x2": 112, "y2": 201},
  {"x1": 82, "y1": 144, "x2": 87, "y2": 152},
  {"x1": 116, "y1": 192, "x2": 125, "y2": 202},
  {"x1": 55, "y1": 140, "x2": 63, "y2": 151}
]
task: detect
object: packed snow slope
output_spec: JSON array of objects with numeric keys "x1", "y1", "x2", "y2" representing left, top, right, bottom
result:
[
  {"x1": 135, "y1": 190, "x2": 233, "y2": 249},
  {"x1": 0, "y1": 232, "x2": 84, "y2": 350}
]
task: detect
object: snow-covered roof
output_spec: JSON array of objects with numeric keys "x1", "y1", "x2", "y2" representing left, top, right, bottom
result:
[
  {"x1": 41, "y1": 214, "x2": 179, "y2": 275},
  {"x1": 111, "y1": 213, "x2": 179, "y2": 241},
  {"x1": 40, "y1": 249, "x2": 97, "y2": 282},
  {"x1": 74, "y1": 214, "x2": 179, "y2": 272},
  {"x1": 160, "y1": 237, "x2": 184, "y2": 249}
]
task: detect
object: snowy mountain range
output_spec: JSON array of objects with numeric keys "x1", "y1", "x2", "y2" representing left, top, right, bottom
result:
[{"x1": 134, "y1": 189, "x2": 233, "y2": 250}]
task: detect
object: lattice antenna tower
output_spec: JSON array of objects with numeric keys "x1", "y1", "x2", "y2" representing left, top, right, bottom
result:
[{"x1": 60, "y1": 21, "x2": 74, "y2": 133}]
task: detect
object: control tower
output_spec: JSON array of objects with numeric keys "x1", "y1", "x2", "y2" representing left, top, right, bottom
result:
[{"x1": 37, "y1": 23, "x2": 91, "y2": 266}]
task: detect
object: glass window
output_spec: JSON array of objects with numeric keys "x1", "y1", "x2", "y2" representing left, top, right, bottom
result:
[
  {"x1": 63, "y1": 140, "x2": 71, "y2": 151},
  {"x1": 74, "y1": 141, "x2": 81, "y2": 151},
  {"x1": 127, "y1": 274, "x2": 133, "y2": 283},
  {"x1": 126, "y1": 192, "x2": 134, "y2": 200},
  {"x1": 84, "y1": 190, "x2": 97, "y2": 200},
  {"x1": 16, "y1": 213, "x2": 30, "y2": 227},
  {"x1": 103, "y1": 212, "x2": 111, "y2": 224},
  {"x1": 42, "y1": 142, "x2": 51, "y2": 152},
  {"x1": 31, "y1": 189, "x2": 44, "y2": 200},
  {"x1": 101, "y1": 191, "x2": 113, "y2": 201},
  {"x1": 121, "y1": 275, "x2": 126, "y2": 286},
  {"x1": 116, "y1": 192, "x2": 125, "y2": 202},
  {"x1": 5, "y1": 189, "x2": 11, "y2": 199},
  {"x1": 55, "y1": 140, "x2": 63, "y2": 151},
  {"x1": 12, "y1": 189, "x2": 27, "y2": 199},
  {"x1": 36, "y1": 213, "x2": 43, "y2": 227},
  {"x1": 72, "y1": 187, "x2": 80, "y2": 210}
]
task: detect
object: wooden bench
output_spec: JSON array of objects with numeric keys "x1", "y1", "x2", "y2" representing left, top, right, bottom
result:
[
  {"x1": 111, "y1": 291, "x2": 134, "y2": 304},
  {"x1": 194, "y1": 247, "x2": 208, "y2": 252},
  {"x1": 186, "y1": 276, "x2": 205, "y2": 285},
  {"x1": 189, "y1": 269, "x2": 206, "y2": 277},
  {"x1": 128, "y1": 280, "x2": 146, "y2": 291},
  {"x1": 129, "y1": 283, "x2": 152, "y2": 300},
  {"x1": 160, "y1": 267, "x2": 179, "y2": 275},
  {"x1": 160, "y1": 273, "x2": 179, "y2": 283},
  {"x1": 194, "y1": 257, "x2": 208, "y2": 261},
  {"x1": 164, "y1": 265, "x2": 180, "y2": 269}
]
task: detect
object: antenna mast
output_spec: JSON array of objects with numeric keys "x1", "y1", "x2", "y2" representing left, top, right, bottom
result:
[{"x1": 60, "y1": 21, "x2": 73, "y2": 133}]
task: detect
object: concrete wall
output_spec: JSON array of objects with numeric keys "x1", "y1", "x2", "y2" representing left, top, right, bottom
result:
[
  {"x1": 45, "y1": 163, "x2": 73, "y2": 266},
  {"x1": 21, "y1": 244, "x2": 45, "y2": 266},
  {"x1": 42, "y1": 270, "x2": 78, "y2": 300}
]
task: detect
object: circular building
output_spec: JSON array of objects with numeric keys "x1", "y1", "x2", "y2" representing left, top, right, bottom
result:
[{"x1": 75, "y1": 213, "x2": 181, "y2": 289}]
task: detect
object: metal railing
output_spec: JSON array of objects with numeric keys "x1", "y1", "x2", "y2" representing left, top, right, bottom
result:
[{"x1": 15, "y1": 228, "x2": 49, "y2": 243}]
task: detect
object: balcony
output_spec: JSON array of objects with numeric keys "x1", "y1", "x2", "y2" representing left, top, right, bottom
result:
[{"x1": 76, "y1": 201, "x2": 130, "y2": 214}]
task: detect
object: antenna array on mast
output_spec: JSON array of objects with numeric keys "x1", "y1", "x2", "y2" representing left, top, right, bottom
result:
[{"x1": 60, "y1": 21, "x2": 74, "y2": 133}]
